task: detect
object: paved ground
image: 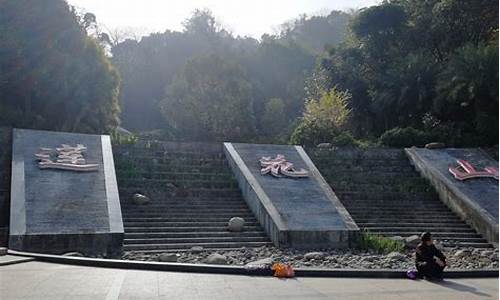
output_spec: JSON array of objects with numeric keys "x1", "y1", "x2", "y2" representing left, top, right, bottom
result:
[{"x1": 0, "y1": 260, "x2": 498, "y2": 300}]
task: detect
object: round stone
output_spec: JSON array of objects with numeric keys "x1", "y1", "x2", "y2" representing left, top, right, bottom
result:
[
  {"x1": 228, "y1": 217, "x2": 245, "y2": 232},
  {"x1": 132, "y1": 193, "x2": 150, "y2": 205}
]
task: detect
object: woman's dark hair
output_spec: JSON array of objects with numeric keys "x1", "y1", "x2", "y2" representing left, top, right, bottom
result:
[{"x1": 421, "y1": 232, "x2": 432, "y2": 242}]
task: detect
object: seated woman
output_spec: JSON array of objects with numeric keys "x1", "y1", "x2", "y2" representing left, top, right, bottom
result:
[{"x1": 415, "y1": 232, "x2": 447, "y2": 280}]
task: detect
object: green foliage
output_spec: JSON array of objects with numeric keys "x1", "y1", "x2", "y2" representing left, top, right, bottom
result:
[
  {"x1": 290, "y1": 87, "x2": 351, "y2": 146},
  {"x1": 314, "y1": 0, "x2": 498, "y2": 146},
  {"x1": 0, "y1": 0, "x2": 120, "y2": 133},
  {"x1": 110, "y1": 129, "x2": 138, "y2": 145},
  {"x1": 435, "y1": 42, "x2": 499, "y2": 145},
  {"x1": 161, "y1": 54, "x2": 256, "y2": 141},
  {"x1": 360, "y1": 232, "x2": 405, "y2": 254},
  {"x1": 331, "y1": 132, "x2": 357, "y2": 147},
  {"x1": 112, "y1": 9, "x2": 350, "y2": 138},
  {"x1": 379, "y1": 127, "x2": 435, "y2": 147}
]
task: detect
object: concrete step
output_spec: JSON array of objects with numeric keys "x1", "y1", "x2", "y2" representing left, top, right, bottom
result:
[
  {"x1": 364, "y1": 227, "x2": 476, "y2": 233},
  {"x1": 358, "y1": 222, "x2": 472, "y2": 228},
  {"x1": 354, "y1": 217, "x2": 464, "y2": 223},
  {"x1": 349, "y1": 211, "x2": 459, "y2": 218},
  {"x1": 124, "y1": 231, "x2": 267, "y2": 239},
  {"x1": 331, "y1": 183, "x2": 432, "y2": 193},
  {"x1": 118, "y1": 178, "x2": 238, "y2": 189},
  {"x1": 125, "y1": 226, "x2": 262, "y2": 233},
  {"x1": 345, "y1": 207, "x2": 453, "y2": 214},
  {"x1": 124, "y1": 236, "x2": 270, "y2": 245},
  {"x1": 122, "y1": 209, "x2": 254, "y2": 215},
  {"x1": 344, "y1": 203, "x2": 449, "y2": 209},
  {"x1": 336, "y1": 191, "x2": 437, "y2": 201},
  {"x1": 116, "y1": 171, "x2": 235, "y2": 181},
  {"x1": 123, "y1": 221, "x2": 261, "y2": 227},
  {"x1": 122, "y1": 212, "x2": 257, "y2": 218},
  {"x1": 119, "y1": 188, "x2": 242, "y2": 198},
  {"x1": 123, "y1": 241, "x2": 273, "y2": 251},
  {"x1": 123, "y1": 217, "x2": 257, "y2": 222},
  {"x1": 121, "y1": 203, "x2": 251, "y2": 209}
]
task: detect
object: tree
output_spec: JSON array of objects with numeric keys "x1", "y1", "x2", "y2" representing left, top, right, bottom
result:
[
  {"x1": 0, "y1": 0, "x2": 120, "y2": 133},
  {"x1": 290, "y1": 87, "x2": 351, "y2": 146},
  {"x1": 161, "y1": 55, "x2": 256, "y2": 141},
  {"x1": 435, "y1": 42, "x2": 498, "y2": 145}
]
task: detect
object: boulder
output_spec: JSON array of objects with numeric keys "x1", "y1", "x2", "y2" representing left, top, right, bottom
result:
[
  {"x1": 425, "y1": 142, "x2": 446, "y2": 149},
  {"x1": 133, "y1": 193, "x2": 150, "y2": 205},
  {"x1": 205, "y1": 253, "x2": 228, "y2": 265},
  {"x1": 387, "y1": 251, "x2": 406, "y2": 261},
  {"x1": 0, "y1": 247, "x2": 7, "y2": 256},
  {"x1": 228, "y1": 217, "x2": 245, "y2": 232},
  {"x1": 62, "y1": 252, "x2": 84, "y2": 257},
  {"x1": 389, "y1": 236, "x2": 405, "y2": 242},
  {"x1": 304, "y1": 252, "x2": 325, "y2": 260},
  {"x1": 159, "y1": 253, "x2": 180, "y2": 262},
  {"x1": 316, "y1": 143, "x2": 332, "y2": 149},
  {"x1": 454, "y1": 249, "x2": 471, "y2": 258},
  {"x1": 245, "y1": 257, "x2": 274, "y2": 268},
  {"x1": 405, "y1": 235, "x2": 421, "y2": 248},
  {"x1": 190, "y1": 246, "x2": 204, "y2": 252}
]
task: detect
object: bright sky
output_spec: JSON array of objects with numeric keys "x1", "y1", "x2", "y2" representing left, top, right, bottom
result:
[{"x1": 67, "y1": 0, "x2": 380, "y2": 38}]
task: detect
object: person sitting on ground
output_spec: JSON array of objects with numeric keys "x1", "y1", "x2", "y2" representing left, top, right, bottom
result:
[{"x1": 415, "y1": 232, "x2": 447, "y2": 280}]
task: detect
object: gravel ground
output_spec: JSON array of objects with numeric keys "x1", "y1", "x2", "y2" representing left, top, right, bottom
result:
[{"x1": 122, "y1": 245, "x2": 499, "y2": 270}]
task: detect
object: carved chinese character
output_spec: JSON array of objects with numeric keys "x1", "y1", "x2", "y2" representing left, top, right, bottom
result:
[
  {"x1": 35, "y1": 144, "x2": 98, "y2": 172},
  {"x1": 448, "y1": 159, "x2": 498, "y2": 181},
  {"x1": 259, "y1": 154, "x2": 309, "y2": 178}
]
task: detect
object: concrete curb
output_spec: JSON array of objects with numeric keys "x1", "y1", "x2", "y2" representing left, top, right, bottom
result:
[
  {"x1": 0, "y1": 255, "x2": 35, "y2": 266},
  {"x1": 7, "y1": 250, "x2": 499, "y2": 278}
]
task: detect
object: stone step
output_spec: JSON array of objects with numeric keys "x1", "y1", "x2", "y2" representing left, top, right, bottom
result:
[
  {"x1": 123, "y1": 217, "x2": 257, "y2": 222},
  {"x1": 123, "y1": 241, "x2": 273, "y2": 251},
  {"x1": 124, "y1": 236, "x2": 270, "y2": 245},
  {"x1": 354, "y1": 217, "x2": 464, "y2": 223},
  {"x1": 115, "y1": 156, "x2": 228, "y2": 166},
  {"x1": 377, "y1": 232, "x2": 483, "y2": 238},
  {"x1": 349, "y1": 211, "x2": 459, "y2": 218},
  {"x1": 345, "y1": 207, "x2": 453, "y2": 214},
  {"x1": 122, "y1": 212, "x2": 257, "y2": 218},
  {"x1": 122, "y1": 208, "x2": 254, "y2": 215},
  {"x1": 124, "y1": 247, "x2": 248, "y2": 254},
  {"x1": 364, "y1": 227, "x2": 476, "y2": 233},
  {"x1": 440, "y1": 242, "x2": 493, "y2": 248},
  {"x1": 312, "y1": 157, "x2": 410, "y2": 166},
  {"x1": 124, "y1": 231, "x2": 267, "y2": 239},
  {"x1": 308, "y1": 148, "x2": 407, "y2": 159},
  {"x1": 125, "y1": 226, "x2": 262, "y2": 233},
  {"x1": 336, "y1": 191, "x2": 437, "y2": 201},
  {"x1": 331, "y1": 183, "x2": 432, "y2": 193},
  {"x1": 123, "y1": 221, "x2": 261, "y2": 227},
  {"x1": 344, "y1": 203, "x2": 449, "y2": 209},
  {"x1": 318, "y1": 165, "x2": 416, "y2": 173},
  {"x1": 358, "y1": 222, "x2": 472, "y2": 228},
  {"x1": 116, "y1": 164, "x2": 231, "y2": 174},
  {"x1": 121, "y1": 203, "x2": 251, "y2": 209},
  {"x1": 118, "y1": 178, "x2": 238, "y2": 189},
  {"x1": 118, "y1": 188, "x2": 242, "y2": 198},
  {"x1": 116, "y1": 171, "x2": 235, "y2": 181}
]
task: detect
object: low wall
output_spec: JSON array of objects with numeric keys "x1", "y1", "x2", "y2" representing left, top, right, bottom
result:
[
  {"x1": 405, "y1": 147, "x2": 498, "y2": 245},
  {"x1": 224, "y1": 142, "x2": 359, "y2": 249}
]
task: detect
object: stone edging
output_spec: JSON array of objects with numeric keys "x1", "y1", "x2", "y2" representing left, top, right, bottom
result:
[{"x1": 7, "y1": 250, "x2": 499, "y2": 278}]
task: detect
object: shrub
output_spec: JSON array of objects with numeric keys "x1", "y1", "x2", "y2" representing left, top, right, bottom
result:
[
  {"x1": 360, "y1": 232, "x2": 405, "y2": 253},
  {"x1": 378, "y1": 127, "x2": 435, "y2": 147},
  {"x1": 331, "y1": 132, "x2": 358, "y2": 147}
]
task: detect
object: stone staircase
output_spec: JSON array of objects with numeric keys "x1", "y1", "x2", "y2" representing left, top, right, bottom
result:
[
  {"x1": 0, "y1": 127, "x2": 11, "y2": 247},
  {"x1": 114, "y1": 141, "x2": 272, "y2": 253},
  {"x1": 309, "y1": 148, "x2": 492, "y2": 249}
]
